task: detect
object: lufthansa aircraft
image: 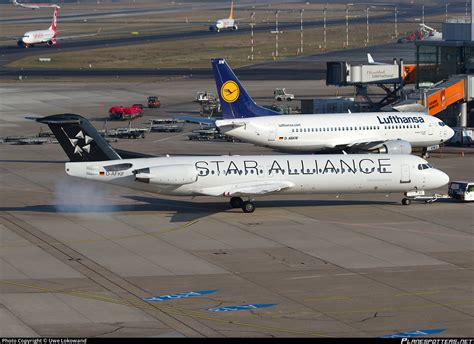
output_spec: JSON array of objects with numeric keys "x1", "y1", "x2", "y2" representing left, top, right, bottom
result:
[
  {"x1": 34, "y1": 114, "x2": 449, "y2": 213},
  {"x1": 207, "y1": 59, "x2": 454, "y2": 154}
]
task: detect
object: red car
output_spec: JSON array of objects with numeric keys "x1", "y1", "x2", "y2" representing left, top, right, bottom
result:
[{"x1": 147, "y1": 96, "x2": 161, "y2": 108}]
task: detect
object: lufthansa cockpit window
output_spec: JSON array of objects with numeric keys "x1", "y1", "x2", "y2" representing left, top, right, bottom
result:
[{"x1": 438, "y1": 121, "x2": 446, "y2": 127}]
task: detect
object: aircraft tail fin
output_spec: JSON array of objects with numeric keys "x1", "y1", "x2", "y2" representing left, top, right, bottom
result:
[
  {"x1": 367, "y1": 53, "x2": 375, "y2": 64},
  {"x1": 36, "y1": 114, "x2": 121, "y2": 162},
  {"x1": 228, "y1": 0, "x2": 234, "y2": 19},
  {"x1": 211, "y1": 58, "x2": 281, "y2": 119},
  {"x1": 49, "y1": 7, "x2": 58, "y2": 32}
]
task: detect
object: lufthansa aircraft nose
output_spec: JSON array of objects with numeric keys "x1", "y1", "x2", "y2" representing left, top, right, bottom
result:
[{"x1": 446, "y1": 126, "x2": 455, "y2": 141}]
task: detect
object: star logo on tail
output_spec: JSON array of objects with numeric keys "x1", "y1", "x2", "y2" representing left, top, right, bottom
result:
[{"x1": 62, "y1": 128, "x2": 94, "y2": 156}]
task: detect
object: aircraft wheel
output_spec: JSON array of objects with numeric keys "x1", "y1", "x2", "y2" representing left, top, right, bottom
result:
[
  {"x1": 402, "y1": 198, "x2": 411, "y2": 206},
  {"x1": 242, "y1": 201, "x2": 256, "y2": 213},
  {"x1": 230, "y1": 197, "x2": 243, "y2": 208}
]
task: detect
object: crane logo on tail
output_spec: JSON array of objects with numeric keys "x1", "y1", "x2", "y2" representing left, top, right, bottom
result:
[{"x1": 221, "y1": 80, "x2": 239, "y2": 103}]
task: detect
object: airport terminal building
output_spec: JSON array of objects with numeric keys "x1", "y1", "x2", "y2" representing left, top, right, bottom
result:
[{"x1": 415, "y1": 14, "x2": 474, "y2": 127}]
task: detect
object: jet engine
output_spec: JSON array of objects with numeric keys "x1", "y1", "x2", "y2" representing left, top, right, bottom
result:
[
  {"x1": 134, "y1": 164, "x2": 198, "y2": 185},
  {"x1": 371, "y1": 139, "x2": 412, "y2": 154},
  {"x1": 47, "y1": 39, "x2": 56, "y2": 47}
]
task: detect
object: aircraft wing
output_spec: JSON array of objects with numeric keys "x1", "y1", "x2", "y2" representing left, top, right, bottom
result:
[
  {"x1": 197, "y1": 181, "x2": 294, "y2": 197},
  {"x1": 0, "y1": 36, "x2": 20, "y2": 41},
  {"x1": 336, "y1": 139, "x2": 387, "y2": 152},
  {"x1": 175, "y1": 116, "x2": 216, "y2": 126}
]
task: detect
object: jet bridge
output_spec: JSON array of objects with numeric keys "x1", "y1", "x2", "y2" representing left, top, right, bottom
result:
[{"x1": 326, "y1": 59, "x2": 416, "y2": 110}]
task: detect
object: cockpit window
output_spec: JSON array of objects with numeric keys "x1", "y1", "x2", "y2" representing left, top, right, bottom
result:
[
  {"x1": 418, "y1": 163, "x2": 432, "y2": 170},
  {"x1": 438, "y1": 121, "x2": 446, "y2": 127}
]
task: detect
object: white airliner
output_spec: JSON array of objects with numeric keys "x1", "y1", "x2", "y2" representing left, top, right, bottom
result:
[
  {"x1": 210, "y1": 58, "x2": 454, "y2": 154},
  {"x1": 16, "y1": 7, "x2": 99, "y2": 48},
  {"x1": 18, "y1": 6, "x2": 58, "y2": 47},
  {"x1": 209, "y1": 0, "x2": 238, "y2": 32},
  {"x1": 12, "y1": 0, "x2": 59, "y2": 9},
  {"x1": 35, "y1": 114, "x2": 449, "y2": 213}
]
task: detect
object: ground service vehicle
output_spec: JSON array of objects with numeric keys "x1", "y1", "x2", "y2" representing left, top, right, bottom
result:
[
  {"x1": 108, "y1": 105, "x2": 143, "y2": 121},
  {"x1": 188, "y1": 127, "x2": 237, "y2": 142},
  {"x1": 147, "y1": 96, "x2": 161, "y2": 108},
  {"x1": 448, "y1": 181, "x2": 474, "y2": 202},
  {"x1": 149, "y1": 119, "x2": 184, "y2": 132},
  {"x1": 274, "y1": 88, "x2": 294, "y2": 101}
]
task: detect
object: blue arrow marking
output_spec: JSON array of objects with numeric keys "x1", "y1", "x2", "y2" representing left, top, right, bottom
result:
[
  {"x1": 144, "y1": 290, "x2": 218, "y2": 302},
  {"x1": 207, "y1": 304, "x2": 275, "y2": 312},
  {"x1": 381, "y1": 328, "x2": 446, "y2": 338}
]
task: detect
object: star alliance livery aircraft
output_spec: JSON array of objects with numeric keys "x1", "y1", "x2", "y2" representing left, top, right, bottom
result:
[
  {"x1": 202, "y1": 58, "x2": 454, "y2": 154},
  {"x1": 35, "y1": 114, "x2": 449, "y2": 213}
]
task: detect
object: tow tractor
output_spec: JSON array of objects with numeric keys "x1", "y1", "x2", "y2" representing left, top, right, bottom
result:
[
  {"x1": 402, "y1": 181, "x2": 474, "y2": 205},
  {"x1": 274, "y1": 88, "x2": 294, "y2": 101}
]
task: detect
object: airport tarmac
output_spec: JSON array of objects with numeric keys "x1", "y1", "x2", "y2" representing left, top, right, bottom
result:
[{"x1": 0, "y1": 82, "x2": 473, "y2": 338}]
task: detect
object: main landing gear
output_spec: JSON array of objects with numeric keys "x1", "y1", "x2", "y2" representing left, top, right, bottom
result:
[{"x1": 229, "y1": 197, "x2": 255, "y2": 213}]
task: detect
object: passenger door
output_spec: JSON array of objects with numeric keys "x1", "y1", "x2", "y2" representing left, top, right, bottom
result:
[
  {"x1": 428, "y1": 122, "x2": 434, "y2": 136},
  {"x1": 268, "y1": 124, "x2": 276, "y2": 141},
  {"x1": 400, "y1": 164, "x2": 411, "y2": 183}
]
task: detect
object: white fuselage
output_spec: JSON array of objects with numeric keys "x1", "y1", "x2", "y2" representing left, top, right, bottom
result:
[
  {"x1": 65, "y1": 154, "x2": 448, "y2": 197},
  {"x1": 215, "y1": 18, "x2": 235, "y2": 30},
  {"x1": 216, "y1": 112, "x2": 454, "y2": 152},
  {"x1": 20, "y1": 29, "x2": 55, "y2": 45}
]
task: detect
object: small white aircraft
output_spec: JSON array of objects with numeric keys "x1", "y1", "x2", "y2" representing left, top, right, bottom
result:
[
  {"x1": 34, "y1": 114, "x2": 450, "y2": 213},
  {"x1": 210, "y1": 58, "x2": 454, "y2": 154},
  {"x1": 12, "y1": 0, "x2": 60, "y2": 9},
  {"x1": 209, "y1": 0, "x2": 238, "y2": 32}
]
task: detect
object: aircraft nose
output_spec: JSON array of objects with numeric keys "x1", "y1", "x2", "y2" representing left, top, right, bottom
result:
[
  {"x1": 430, "y1": 168, "x2": 450, "y2": 189},
  {"x1": 446, "y1": 126, "x2": 455, "y2": 140}
]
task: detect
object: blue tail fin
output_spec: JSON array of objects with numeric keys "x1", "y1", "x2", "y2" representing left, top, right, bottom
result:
[{"x1": 211, "y1": 58, "x2": 281, "y2": 119}]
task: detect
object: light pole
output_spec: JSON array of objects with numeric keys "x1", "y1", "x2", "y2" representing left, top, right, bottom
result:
[
  {"x1": 366, "y1": 7, "x2": 369, "y2": 46},
  {"x1": 250, "y1": 12, "x2": 255, "y2": 60},
  {"x1": 300, "y1": 8, "x2": 304, "y2": 54},
  {"x1": 323, "y1": 4, "x2": 327, "y2": 50},
  {"x1": 445, "y1": 3, "x2": 449, "y2": 22},
  {"x1": 422, "y1": 4, "x2": 425, "y2": 27},
  {"x1": 271, "y1": 10, "x2": 282, "y2": 58},
  {"x1": 394, "y1": 6, "x2": 398, "y2": 38},
  {"x1": 345, "y1": 4, "x2": 349, "y2": 48}
]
